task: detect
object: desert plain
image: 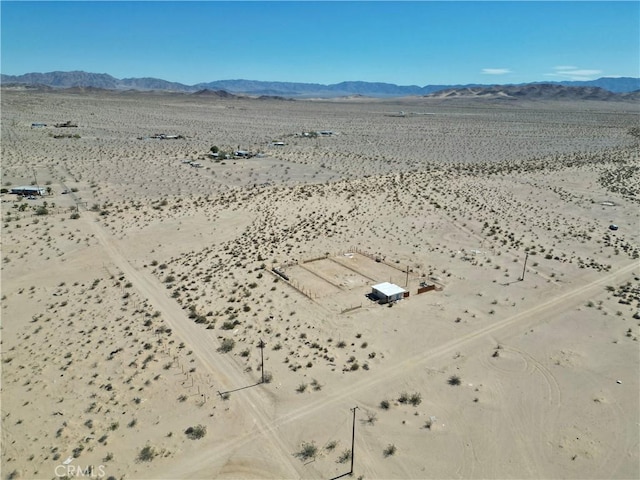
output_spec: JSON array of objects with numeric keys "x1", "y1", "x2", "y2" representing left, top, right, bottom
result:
[{"x1": 1, "y1": 87, "x2": 639, "y2": 480}]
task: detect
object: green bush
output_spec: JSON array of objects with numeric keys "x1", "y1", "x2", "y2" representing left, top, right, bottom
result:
[
  {"x1": 185, "y1": 424, "x2": 207, "y2": 440},
  {"x1": 218, "y1": 338, "x2": 235, "y2": 353},
  {"x1": 295, "y1": 442, "x2": 318, "y2": 461},
  {"x1": 137, "y1": 445, "x2": 156, "y2": 462},
  {"x1": 383, "y1": 444, "x2": 396, "y2": 457}
]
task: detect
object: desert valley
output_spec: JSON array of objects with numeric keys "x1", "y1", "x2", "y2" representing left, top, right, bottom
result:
[{"x1": 1, "y1": 86, "x2": 639, "y2": 480}]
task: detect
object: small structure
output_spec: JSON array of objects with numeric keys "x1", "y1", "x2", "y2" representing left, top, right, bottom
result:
[
  {"x1": 31, "y1": 123, "x2": 47, "y2": 128},
  {"x1": 10, "y1": 186, "x2": 46, "y2": 196},
  {"x1": 150, "y1": 133, "x2": 184, "y2": 140},
  {"x1": 54, "y1": 121, "x2": 78, "y2": 128},
  {"x1": 371, "y1": 282, "x2": 406, "y2": 304}
]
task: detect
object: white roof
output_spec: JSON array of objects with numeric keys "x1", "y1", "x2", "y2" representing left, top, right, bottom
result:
[{"x1": 372, "y1": 282, "x2": 406, "y2": 296}]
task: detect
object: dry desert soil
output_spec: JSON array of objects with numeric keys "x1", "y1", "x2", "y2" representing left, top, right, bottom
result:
[{"x1": 1, "y1": 88, "x2": 639, "y2": 480}]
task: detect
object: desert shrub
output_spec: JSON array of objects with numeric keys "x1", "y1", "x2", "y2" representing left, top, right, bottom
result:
[
  {"x1": 338, "y1": 449, "x2": 351, "y2": 463},
  {"x1": 383, "y1": 444, "x2": 396, "y2": 457},
  {"x1": 380, "y1": 399, "x2": 390, "y2": 410},
  {"x1": 137, "y1": 445, "x2": 156, "y2": 462},
  {"x1": 448, "y1": 375, "x2": 461, "y2": 386},
  {"x1": 185, "y1": 424, "x2": 207, "y2": 440},
  {"x1": 409, "y1": 392, "x2": 422, "y2": 406},
  {"x1": 295, "y1": 442, "x2": 318, "y2": 461},
  {"x1": 366, "y1": 411, "x2": 377, "y2": 424},
  {"x1": 218, "y1": 338, "x2": 235, "y2": 353},
  {"x1": 72, "y1": 445, "x2": 84, "y2": 458}
]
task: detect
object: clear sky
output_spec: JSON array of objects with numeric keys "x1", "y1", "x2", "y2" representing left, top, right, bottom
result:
[{"x1": 1, "y1": 1, "x2": 638, "y2": 86}]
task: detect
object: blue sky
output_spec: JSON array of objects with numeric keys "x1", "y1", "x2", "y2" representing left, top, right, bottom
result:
[{"x1": 1, "y1": 1, "x2": 638, "y2": 85}]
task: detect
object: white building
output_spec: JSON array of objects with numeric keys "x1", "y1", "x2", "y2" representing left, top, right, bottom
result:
[
  {"x1": 371, "y1": 282, "x2": 406, "y2": 304},
  {"x1": 10, "y1": 186, "x2": 46, "y2": 196}
]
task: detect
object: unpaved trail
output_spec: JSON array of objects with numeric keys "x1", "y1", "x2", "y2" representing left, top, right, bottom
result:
[
  {"x1": 160, "y1": 258, "x2": 638, "y2": 478},
  {"x1": 88, "y1": 211, "x2": 637, "y2": 478},
  {"x1": 86, "y1": 216, "x2": 303, "y2": 479}
]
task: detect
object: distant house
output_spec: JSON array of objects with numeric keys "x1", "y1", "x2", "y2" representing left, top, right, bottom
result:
[
  {"x1": 54, "y1": 121, "x2": 78, "y2": 128},
  {"x1": 234, "y1": 150, "x2": 250, "y2": 157},
  {"x1": 271, "y1": 141, "x2": 285, "y2": 146},
  {"x1": 31, "y1": 123, "x2": 47, "y2": 128},
  {"x1": 371, "y1": 282, "x2": 406, "y2": 304},
  {"x1": 10, "y1": 186, "x2": 46, "y2": 196}
]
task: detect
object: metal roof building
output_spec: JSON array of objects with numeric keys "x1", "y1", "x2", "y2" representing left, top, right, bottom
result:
[
  {"x1": 10, "y1": 186, "x2": 46, "y2": 196},
  {"x1": 371, "y1": 282, "x2": 406, "y2": 304}
]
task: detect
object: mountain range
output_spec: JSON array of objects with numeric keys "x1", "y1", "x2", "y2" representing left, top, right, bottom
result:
[{"x1": 1, "y1": 70, "x2": 639, "y2": 99}]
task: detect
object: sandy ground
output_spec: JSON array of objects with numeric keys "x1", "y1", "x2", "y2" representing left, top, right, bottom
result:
[{"x1": 1, "y1": 88, "x2": 639, "y2": 480}]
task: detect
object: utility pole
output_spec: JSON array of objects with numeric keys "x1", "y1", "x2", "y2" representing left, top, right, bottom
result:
[
  {"x1": 350, "y1": 406, "x2": 359, "y2": 476},
  {"x1": 258, "y1": 339, "x2": 265, "y2": 383},
  {"x1": 521, "y1": 252, "x2": 529, "y2": 281},
  {"x1": 405, "y1": 265, "x2": 409, "y2": 288}
]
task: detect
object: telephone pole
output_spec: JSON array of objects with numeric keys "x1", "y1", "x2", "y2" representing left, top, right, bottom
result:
[
  {"x1": 258, "y1": 339, "x2": 265, "y2": 383},
  {"x1": 350, "y1": 406, "x2": 358, "y2": 475},
  {"x1": 521, "y1": 252, "x2": 529, "y2": 281}
]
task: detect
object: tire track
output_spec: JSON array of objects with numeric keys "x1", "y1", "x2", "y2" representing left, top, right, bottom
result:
[
  {"x1": 86, "y1": 217, "x2": 303, "y2": 479},
  {"x1": 88, "y1": 211, "x2": 637, "y2": 477}
]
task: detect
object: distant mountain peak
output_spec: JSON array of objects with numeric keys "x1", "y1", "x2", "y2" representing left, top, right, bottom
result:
[{"x1": 1, "y1": 70, "x2": 639, "y2": 98}]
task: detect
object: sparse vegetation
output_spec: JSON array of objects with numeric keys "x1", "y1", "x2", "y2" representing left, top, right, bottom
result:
[
  {"x1": 185, "y1": 424, "x2": 207, "y2": 440},
  {"x1": 295, "y1": 442, "x2": 318, "y2": 461},
  {"x1": 383, "y1": 444, "x2": 397, "y2": 457},
  {"x1": 137, "y1": 444, "x2": 156, "y2": 462},
  {"x1": 218, "y1": 338, "x2": 235, "y2": 353}
]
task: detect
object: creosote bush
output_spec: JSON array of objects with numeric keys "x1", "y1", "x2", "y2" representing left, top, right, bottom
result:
[
  {"x1": 295, "y1": 442, "x2": 318, "y2": 461},
  {"x1": 383, "y1": 444, "x2": 397, "y2": 457},
  {"x1": 218, "y1": 338, "x2": 235, "y2": 353},
  {"x1": 137, "y1": 445, "x2": 156, "y2": 462},
  {"x1": 185, "y1": 424, "x2": 207, "y2": 440}
]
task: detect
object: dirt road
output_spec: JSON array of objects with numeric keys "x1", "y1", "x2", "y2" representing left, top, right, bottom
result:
[{"x1": 88, "y1": 212, "x2": 637, "y2": 478}]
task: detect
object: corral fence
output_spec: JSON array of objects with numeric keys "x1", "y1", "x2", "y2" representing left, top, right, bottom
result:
[{"x1": 271, "y1": 247, "x2": 443, "y2": 303}]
